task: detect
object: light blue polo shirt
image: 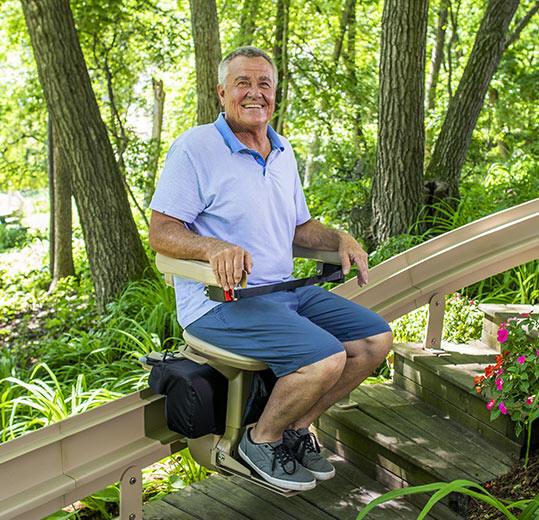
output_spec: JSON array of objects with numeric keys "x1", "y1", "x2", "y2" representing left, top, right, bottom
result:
[{"x1": 150, "y1": 113, "x2": 311, "y2": 328}]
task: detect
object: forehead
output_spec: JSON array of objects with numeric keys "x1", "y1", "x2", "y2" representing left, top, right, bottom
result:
[{"x1": 226, "y1": 56, "x2": 275, "y2": 82}]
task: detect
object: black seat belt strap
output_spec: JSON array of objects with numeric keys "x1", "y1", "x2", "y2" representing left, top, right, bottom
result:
[{"x1": 205, "y1": 263, "x2": 345, "y2": 302}]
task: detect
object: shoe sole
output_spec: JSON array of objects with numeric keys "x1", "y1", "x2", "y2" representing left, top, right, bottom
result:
[
  {"x1": 238, "y1": 445, "x2": 316, "y2": 491},
  {"x1": 308, "y1": 467, "x2": 336, "y2": 480}
]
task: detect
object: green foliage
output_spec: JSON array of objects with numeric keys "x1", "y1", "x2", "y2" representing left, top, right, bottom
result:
[
  {"x1": 0, "y1": 223, "x2": 28, "y2": 252},
  {"x1": 391, "y1": 293, "x2": 483, "y2": 345},
  {"x1": 356, "y1": 479, "x2": 538, "y2": 520}
]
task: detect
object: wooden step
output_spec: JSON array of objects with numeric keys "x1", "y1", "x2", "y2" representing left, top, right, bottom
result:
[
  {"x1": 393, "y1": 342, "x2": 521, "y2": 456},
  {"x1": 479, "y1": 303, "x2": 537, "y2": 351},
  {"x1": 142, "y1": 449, "x2": 429, "y2": 519},
  {"x1": 314, "y1": 382, "x2": 515, "y2": 517}
]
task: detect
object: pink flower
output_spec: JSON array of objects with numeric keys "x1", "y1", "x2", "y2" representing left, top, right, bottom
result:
[
  {"x1": 520, "y1": 313, "x2": 530, "y2": 317},
  {"x1": 487, "y1": 399, "x2": 496, "y2": 410},
  {"x1": 517, "y1": 355, "x2": 526, "y2": 364},
  {"x1": 498, "y1": 368, "x2": 503, "y2": 375},
  {"x1": 499, "y1": 401, "x2": 507, "y2": 415},
  {"x1": 495, "y1": 378, "x2": 504, "y2": 390},
  {"x1": 537, "y1": 350, "x2": 539, "y2": 357},
  {"x1": 527, "y1": 396, "x2": 535, "y2": 405},
  {"x1": 497, "y1": 328, "x2": 508, "y2": 343}
]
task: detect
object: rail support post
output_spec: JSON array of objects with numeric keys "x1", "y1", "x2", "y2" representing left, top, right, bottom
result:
[
  {"x1": 423, "y1": 292, "x2": 446, "y2": 352},
  {"x1": 120, "y1": 465, "x2": 142, "y2": 520}
]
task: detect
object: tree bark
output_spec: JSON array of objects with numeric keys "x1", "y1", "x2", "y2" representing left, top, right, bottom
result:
[
  {"x1": 21, "y1": 0, "x2": 150, "y2": 311},
  {"x1": 426, "y1": 0, "x2": 520, "y2": 200},
  {"x1": 271, "y1": 0, "x2": 290, "y2": 133},
  {"x1": 236, "y1": 0, "x2": 260, "y2": 46},
  {"x1": 145, "y1": 77, "x2": 165, "y2": 207},
  {"x1": 189, "y1": 0, "x2": 222, "y2": 125},
  {"x1": 371, "y1": 0, "x2": 429, "y2": 246},
  {"x1": 425, "y1": 0, "x2": 448, "y2": 113},
  {"x1": 48, "y1": 117, "x2": 75, "y2": 290}
]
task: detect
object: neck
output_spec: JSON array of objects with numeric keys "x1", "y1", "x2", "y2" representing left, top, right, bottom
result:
[{"x1": 225, "y1": 117, "x2": 271, "y2": 159}]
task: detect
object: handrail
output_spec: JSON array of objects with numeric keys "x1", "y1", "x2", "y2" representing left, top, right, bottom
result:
[
  {"x1": 333, "y1": 198, "x2": 539, "y2": 324},
  {"x1": 1, "y1": 198, "x2": 537, "y2": 519},
  {"x1": 0, "y1": 389, "x2": 186, "y2": 520}
]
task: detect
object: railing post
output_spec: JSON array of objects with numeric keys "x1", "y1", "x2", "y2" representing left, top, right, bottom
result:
[
  {"x1": 120, "y1": 465, "x2": 142, "y2": 520},
  {"x1": 423, "y1": 292, "x2": 446, "y2": 351}
]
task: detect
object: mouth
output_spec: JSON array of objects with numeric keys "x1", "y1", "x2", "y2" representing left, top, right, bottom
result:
[{"x1": 242, "y1": 104, "x2": 264, "y2": 109}]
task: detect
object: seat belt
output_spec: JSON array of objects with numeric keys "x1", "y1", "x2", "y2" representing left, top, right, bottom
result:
[{"x1": 205, "y1": 263, "x2": 345, "y2": 302}]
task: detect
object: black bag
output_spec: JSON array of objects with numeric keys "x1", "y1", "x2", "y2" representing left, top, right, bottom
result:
[{"x1": 148, "y1": 354, "x2": 275, "y2": 438}]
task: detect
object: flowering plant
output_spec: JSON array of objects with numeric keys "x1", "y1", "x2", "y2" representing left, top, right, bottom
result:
[{"x1": 473, "y1": 313, "x2": 539, "y2": 467}]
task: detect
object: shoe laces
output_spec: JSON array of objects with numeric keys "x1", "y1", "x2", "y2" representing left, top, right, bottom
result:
[
  {"x1": 270, "y1": 443, "x2": 297, "y2": 474},
  {"x1": 293, "y1": 431, "x2": 320, "y2": 459}
]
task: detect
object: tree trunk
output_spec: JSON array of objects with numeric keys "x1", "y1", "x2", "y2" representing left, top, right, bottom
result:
[
  {"x1": 303, "y1": 134, "x2": 321, "y2": 188},
  {"x1": 145, "y1": 77, "x2": 165, "y2": 207},
  {"x1": 271, "y1": 0, "x2": 290, "y2": 133},
  {"x1": 333, "y1": 0, "x2": 355, "y2": 62},
  {"x1": 371, "y1": 0, "x2": 429, "y2": 246},
  {"x1": 425, "y1": 0, "x2": 448, "y2": 113},
  {"x1": 21, "y1": 0, "x2": 150, "y2": 312},
  {"x1": 426, "y1": 0, "x2": 520, "y2": 200},
  {"x1": 189, "y1": 0, "x2": 222, "y2": 125},
  {"x1": 48, "y1": 117, "x2": 75, "y2": 290},
  {"x1": 235, "y1": 0, "x2": 260, "y2": 46}
]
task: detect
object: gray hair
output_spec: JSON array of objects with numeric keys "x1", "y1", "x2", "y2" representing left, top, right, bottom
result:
[{"x1": 218, "y1": 46, "x2": 278, "y2": 86}]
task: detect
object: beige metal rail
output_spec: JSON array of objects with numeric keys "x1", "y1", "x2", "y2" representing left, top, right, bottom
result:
[
  {"x1": 333, "y1": 198, "x2": 539, "y2": 348},
  {"x1": 0, "y1": 389, "x2": 186, "y2": 520},
  {"x1": 0, "y1": 198, "x2": 537, "y2": 520}
]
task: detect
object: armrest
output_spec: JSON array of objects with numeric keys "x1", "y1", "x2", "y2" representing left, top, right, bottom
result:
[
  {"x1": 155, "y1": 253, "x2": 247, "y2": 288},
  {"x1": 292, "y1": 245, "x2": 341, "y2": 265}
]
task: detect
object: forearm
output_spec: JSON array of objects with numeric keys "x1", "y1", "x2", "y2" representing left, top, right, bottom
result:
[
  {"x1": 149, "y1": 210, "x2": 227, "y2": 261},
  {"x1": 293, "y1": 218, "x2": 348, "y2": 250}
]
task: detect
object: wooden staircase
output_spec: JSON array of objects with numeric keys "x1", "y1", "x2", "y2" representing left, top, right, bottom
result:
[{"x1": 313, "y1": 305, "x2": 532, "y2": 518}]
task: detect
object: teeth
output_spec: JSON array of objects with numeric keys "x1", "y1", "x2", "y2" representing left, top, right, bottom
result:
[{"x1": 244, "y1": 104, "x2": 262, "y2": 108}]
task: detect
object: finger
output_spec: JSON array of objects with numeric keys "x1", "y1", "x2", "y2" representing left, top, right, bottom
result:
[
  {"x1": 340, "y1": 252, "x2": 351, "y2": 276},
  {"x1": 244, "y1": 251, "x2": 253, "y2": 274},
  {"x1": 212, "y1": 257, "x2": 225, "y2": 289},
  {"x1": 233, "y1": 252, "x2": 244, "y2": 286},
  {"x1": 355, "y1": 254, "x2": 368, "y2": 286},
  {"x1": 224, "y1": 256, "x2": 235, "y2": 291}
]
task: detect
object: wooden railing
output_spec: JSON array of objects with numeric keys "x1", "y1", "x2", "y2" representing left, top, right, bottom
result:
[{"x1": 0, "y1": 198, "x2": 537, "y2": 520}]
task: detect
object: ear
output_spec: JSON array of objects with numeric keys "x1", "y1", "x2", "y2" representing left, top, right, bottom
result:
[{"x1": 217, "y1": 84, "x2": 226, "y2": 106}]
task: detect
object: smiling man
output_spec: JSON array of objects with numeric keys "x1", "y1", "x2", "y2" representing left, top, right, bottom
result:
[{"x1": 148, "y1": 46, "x2": 393, "y2": 491}]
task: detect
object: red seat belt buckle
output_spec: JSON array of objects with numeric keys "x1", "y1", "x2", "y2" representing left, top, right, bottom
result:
[{"x1": 224, "y1": 289, "x2": 234, "y2": 302}]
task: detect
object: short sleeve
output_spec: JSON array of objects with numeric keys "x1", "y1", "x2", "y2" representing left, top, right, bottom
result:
[{"x1": 150, "y1": 138, "x2": 205, "y2": 223}]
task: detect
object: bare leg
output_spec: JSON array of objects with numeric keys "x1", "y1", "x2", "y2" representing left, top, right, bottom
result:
[
  {"x1": 250, "y1": 351, "x2": 346, "y2": 443},
  {"x1": 291, "y1": 331, "x2": 393, "y2": 429}
]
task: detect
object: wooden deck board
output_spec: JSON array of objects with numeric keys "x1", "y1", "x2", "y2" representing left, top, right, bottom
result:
[
  {"x1": 354, "y1": 383, "x2": 513, "y2": 470},
  {"x1": 143, "y1": 449, "x2": 427, "y2": 520},
  {"x1": 191, "y1": 476, "x2": 298, "y2": 519},
  {"x1": 351, "y1": 384, "x2": 510, "y2": 479},
  {"x1": 162, "y1": 483, "x2": 251, "y2": 519},
  {"x1": 143, "y1": 499, "x2": 200, "y2": 519}
]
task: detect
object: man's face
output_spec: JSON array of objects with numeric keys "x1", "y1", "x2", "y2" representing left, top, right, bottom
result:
[{"x1": 217, "y1": 56, "x2": 276, "y2": 132}]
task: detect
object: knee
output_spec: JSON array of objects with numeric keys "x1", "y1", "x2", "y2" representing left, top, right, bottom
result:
[
  {"x1": 367, "y1": 330, "x2": 393, "y2": 361},
  {"x1": 300, "y1": 351, "x2": 346, "y2": 387}
]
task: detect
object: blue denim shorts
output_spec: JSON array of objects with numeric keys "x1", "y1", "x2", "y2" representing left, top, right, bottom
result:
[{"x1": 185, "y1": 285, "x2": 391, "y2": 377}]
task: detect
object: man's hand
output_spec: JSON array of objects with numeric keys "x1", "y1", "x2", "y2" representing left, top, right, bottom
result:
[
  {"x1": 208, "y1": 241, "x2": 253, "y2": 292},
  {"x1": 338, "y1": 233, "x2": 368, "y2": 287}
]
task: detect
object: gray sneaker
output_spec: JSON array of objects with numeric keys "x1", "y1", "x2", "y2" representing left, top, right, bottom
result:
[
  {"x1": 238, "y1": 428, "x2": 316, "y2": 491},
  {"x1": 283, "y1": 428, "x2": 336, "y2": 480}
]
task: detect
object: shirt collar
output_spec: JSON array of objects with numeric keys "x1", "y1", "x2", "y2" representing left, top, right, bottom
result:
[{"x1": 214, "y1": 113, "x2": 285, "y2": 153}]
